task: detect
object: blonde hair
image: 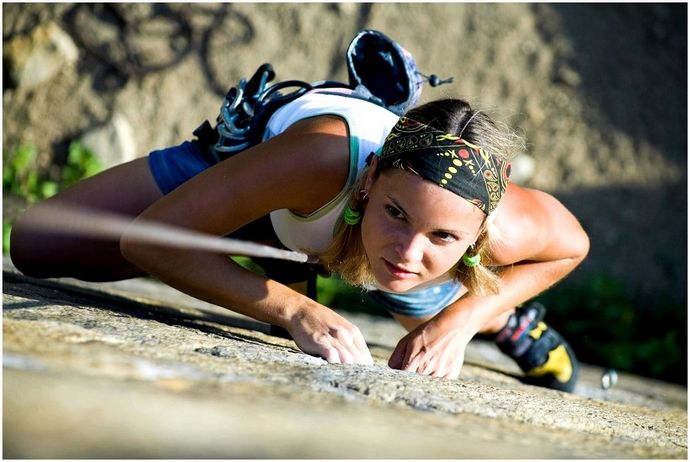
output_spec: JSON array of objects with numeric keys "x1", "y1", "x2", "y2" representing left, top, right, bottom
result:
[{"x1": 321, "y1": 98, "x2": 524, "y2": 296}]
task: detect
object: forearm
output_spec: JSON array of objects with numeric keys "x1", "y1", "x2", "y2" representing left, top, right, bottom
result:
[
  {"x1": 120, "y1": 241, "x2": 312, "y2": 329},
  {"x1": 439, "y1": 255, "x2": 586, "y2": 336},
  {"x1": 121, "y1": 241, "x2": 373, "y2": 364}
]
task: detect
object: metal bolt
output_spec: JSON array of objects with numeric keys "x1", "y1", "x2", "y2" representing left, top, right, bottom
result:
[{"x1": 601, "y1": 368, "x2": 618, "y2": 390}]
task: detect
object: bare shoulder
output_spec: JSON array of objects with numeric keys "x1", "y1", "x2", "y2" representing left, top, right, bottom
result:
[
  {"x1": 138, "y1": 115, "x2": 351, "y2": 235},
  {"x1": 250, "y1": 115, "x2": 351, "y2": 213},
  {"x1": 486, "y1": 183, "x2": 586, "y2": 265}
]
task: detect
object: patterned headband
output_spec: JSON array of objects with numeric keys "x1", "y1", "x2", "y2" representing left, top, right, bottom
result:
[{"x1": 378, "y1": 117, "x2": 511, "y2": 215}]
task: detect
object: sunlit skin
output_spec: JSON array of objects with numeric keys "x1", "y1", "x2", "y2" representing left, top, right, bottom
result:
[{"x1": 361, "y1": 165, "x2": 485, "y2": 293}]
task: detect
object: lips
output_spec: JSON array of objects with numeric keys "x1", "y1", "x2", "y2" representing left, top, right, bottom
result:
[{"x1": 382, "y1": 258, "x2": 418, "y2": 279}]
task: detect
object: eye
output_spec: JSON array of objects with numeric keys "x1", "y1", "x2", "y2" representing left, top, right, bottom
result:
[
  {"x1": 432, "y1": 231, "x2": 458, "y2": 243},
  {"x1": 385, "y1": 205, "x2": 405, "y2": 220}
]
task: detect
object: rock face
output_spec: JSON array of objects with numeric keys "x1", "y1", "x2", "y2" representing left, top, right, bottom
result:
[
  {"x1": 80, "y1": 113, "x2": 138, "y2": 169},
  {"x1": 3, "y1": 22, "x2": 78, "y2": 90},
  {"x1": 3, "y1": 262, "x2": 687, "y2": 459}
]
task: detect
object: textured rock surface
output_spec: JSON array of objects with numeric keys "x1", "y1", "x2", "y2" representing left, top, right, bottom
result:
[
  {"x1": 3, "y1": 21, "x2": 78, "y2": 90},
  {"x1": 3, "y1": 261, "x2": 686, "y2": 459}
]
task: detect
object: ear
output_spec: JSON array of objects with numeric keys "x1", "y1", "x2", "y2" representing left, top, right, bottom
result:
[{"x1": 363, "y1": 155, "x2": 380, "y2": 192}]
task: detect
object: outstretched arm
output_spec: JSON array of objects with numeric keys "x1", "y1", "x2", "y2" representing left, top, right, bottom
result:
[
  {"x1": 389, "y1": 184, "x2": 589, "y2": 378},
  {"x1": 120, "y1": 116, "x2": 373, "y2": 365}
]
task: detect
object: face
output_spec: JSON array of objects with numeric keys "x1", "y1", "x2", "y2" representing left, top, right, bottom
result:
[{"x1": 361, "y1": 165, "x2": 485, "y2": 293}]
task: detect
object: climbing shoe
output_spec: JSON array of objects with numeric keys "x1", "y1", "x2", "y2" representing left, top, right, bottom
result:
[{"x1": 493, "y1": 302, "x2": 578, "y2": 393}]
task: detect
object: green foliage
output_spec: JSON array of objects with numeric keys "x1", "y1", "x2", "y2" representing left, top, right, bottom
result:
[
  {"x1": 3, "y1": 142, "x2": 102, "y2": 203},
  {"x1": 317, "y1": 275, "x2": 366, "y2": 312},
  {"x1": 62, "y1": 141, "x2": 103, "y2": 188},
  {"x1": 3, "y1": 145, "x2": 59, "y2": 202},
  {"x1": 3, "y1": 221, "x2": 12, "y2": 255},
  {"x1": 536, "y1": 273, "x2": 687, "y2": 384},
  {"x1": 230, "y1": 256, "x2": 266, "y2": 275}
]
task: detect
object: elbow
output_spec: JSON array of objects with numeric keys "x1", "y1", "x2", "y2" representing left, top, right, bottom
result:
[
  {"x1": 119, "y1": 233, "x2": 137, "y2": 268},
  {"x1": 119, "y1": 224, "x2": 151, "y2": 272},
  {"x1": 571, "y1": 228, "x2": 590, "y2": 266}
]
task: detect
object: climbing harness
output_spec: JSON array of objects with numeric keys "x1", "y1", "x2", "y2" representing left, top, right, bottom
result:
[{"x1": 193, "y1": 29, "x2": 453, "y2": 164}]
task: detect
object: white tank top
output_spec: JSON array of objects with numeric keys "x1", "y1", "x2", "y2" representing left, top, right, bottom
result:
[{"x1": 264, "y1": 91, "x2": 398, "y2": 255}]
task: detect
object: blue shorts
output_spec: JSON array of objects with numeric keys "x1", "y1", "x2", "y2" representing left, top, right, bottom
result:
[
  {"x1": 147, "y1": 140, "x2": 463, "y2": 318},
  {"x1": 148, "y1": 140, "x2": 211, "y2": 195},
  {"x1": 365, "y1": 279, "x2": 464, "y2": 318}
]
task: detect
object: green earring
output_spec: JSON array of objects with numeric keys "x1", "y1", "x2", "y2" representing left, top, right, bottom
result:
[
  {"x1": 343, "y1": 205, "x2": 361, "y2": 225},
  {"x1": 462, "y1": 250, "x2": 481, "y2": 267}
]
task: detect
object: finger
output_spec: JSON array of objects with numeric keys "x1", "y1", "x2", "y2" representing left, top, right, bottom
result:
[
  {"x1": 442, "y1": 368, "x2": 460, "y2": 380},
  {"x1": 432, "y1": 361, "x2": 452, "y2": 378},
  {"x1": 388, "y1": 336, "x2": 410, "y2": 369},
  {"x1": 334, "y1": 342, "x2": 354, "y2": 364},
  {"x1": 440, "y1": 362, "x2": 462, "y2": 380},
  {"x1": 415, "y1": 353, "x2": 444, "y2": 376},
  {"x1": 349, "y1": 336, "x2": 373, "y2": 365},
  {"x1": 452, "y1": 356, "x2": 465, "y2": 379},
  {"x1": 419, "y1": 359, "x2": 439, "y2": 376},
  {"x1": 402, "y1": 350, "x2": 422, "y2": 373},
  {"x1": 350, "y1": 328, "x2": 374, "y2": 365},
  {"x1": 430, "y1": 363, "x2": 452, "y2": 378},
  {"x1": 400, "y1": 336, "x2": 429, "y2": 372},
  {"x1": 360, "y1": 348, "x2": 374, "y2": 366},
  {"x1": 343, "y1": 340, "x2": 373, "y2": 365},
  {"x1": 333, "y1": 326, "x2": 372, "y2": 365},
  {"x1": 321, "y1": 345, "x2": 342, "y2": 364}
]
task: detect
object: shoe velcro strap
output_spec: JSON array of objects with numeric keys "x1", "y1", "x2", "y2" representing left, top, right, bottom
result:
[
  {"x1": 515, "y1": 328, "x2": 563, "y2": 372},
  {"x1": 496, "y1": 333, "x2": 532, "y2": 358},
  {"x1": 494, "y1": 303, "x2": 546, "y2": 358}
]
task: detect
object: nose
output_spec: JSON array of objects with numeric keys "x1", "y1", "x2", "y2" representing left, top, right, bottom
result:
[{"x1": 395, "y1": 232, "x2": 426, "y2": 263}]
